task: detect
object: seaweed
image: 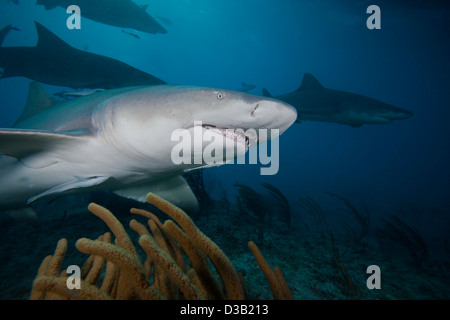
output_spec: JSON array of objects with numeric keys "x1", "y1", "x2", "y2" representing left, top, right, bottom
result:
[
  {"x1": 325, "y1": 192, "x2": 370, "y2": 248},
  {"x1": 376, "y1": 214, "x2": 429, "y2": 268},
  {"x1": 234, "y1": 183, "x2": 268, "y2": 243},
  {"x1": 262, "y1": 183, "x2": 291, "y2": 231},
  {"x1": 298, "y1": 195, "x2": 359, "y2": 297},
  {"x1": 184, "y1": 169, "x2": 216, "y2": 219},
  {"x1": 213, "y1": 181, "x2": 230, "y2": 232},
  {"x1": 298, "y1": 195, "x2": 332, "y2": 240}
]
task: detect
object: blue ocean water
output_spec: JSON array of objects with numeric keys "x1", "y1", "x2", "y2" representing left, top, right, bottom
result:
[{"x1": 0, "y1": 0, "x2": 449, "y2": 300}]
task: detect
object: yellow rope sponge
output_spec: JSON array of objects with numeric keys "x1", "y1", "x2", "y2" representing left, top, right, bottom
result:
[
  {"x1": 146, "y1": 192, "x2": 246, "y2": 300},
  {"x1": 163, "y1": 219, "x2": 224, "y2": 300},
  {"x1": 248, "y1": 241, "x2": 293, "y2": 300},
  {"x1": 75, "y1": 238, "x2": 163, "y2": 300},
  {"x1": 32, "y1": 276, "x2": 113, "y2": 300},
  {"x1": 88, "y1": 203, "x2": 138, "y2": 258},
  {"x1": 31, "y1": 195, "x2": 292, "y2": 300},
  {"x1": 139, "y1": 234, "x2": 203, "y2": 300}
]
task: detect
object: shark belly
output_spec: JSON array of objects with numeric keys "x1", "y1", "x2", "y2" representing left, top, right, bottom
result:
[
  {"x1": 0, "y1": 156, "x2": 77, "y2": 210},
  {"x1": 0, "y1": 134, "x2": 185, "y2": 210}
]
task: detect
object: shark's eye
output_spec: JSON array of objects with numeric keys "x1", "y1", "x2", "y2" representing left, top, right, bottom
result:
[{"x1": 217, "y1": 92, "x2": 224, "y2": 100}]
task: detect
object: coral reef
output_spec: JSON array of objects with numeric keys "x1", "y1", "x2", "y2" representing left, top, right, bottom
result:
[{"x1": 30, "y1": 193, "x2": 292, "y2": 300}]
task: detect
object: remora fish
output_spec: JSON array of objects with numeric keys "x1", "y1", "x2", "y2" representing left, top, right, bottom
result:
[
  {"x1": 0, "y1": 22, "x2": 166, "y2": 89},
  {"x1": 263, "y1": 73, "x2": 413, "y2": 127},
  {"x1": 0, "y1": 83, "x2": 297, "y2": 216}
]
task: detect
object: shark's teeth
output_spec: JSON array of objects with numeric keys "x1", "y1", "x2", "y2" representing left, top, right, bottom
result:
[{"x1": 203, "y1": 125, "x2": 249, "y2": 148}]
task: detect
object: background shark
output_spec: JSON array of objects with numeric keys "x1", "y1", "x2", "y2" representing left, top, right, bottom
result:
[
  {"x1": 237, "y1": 82, "x2": 256, "y2": 92},
  {"x1": 0, "y1": 83, "x2": 297, "y2": 216},
  {"x1": 0, "y1": 22, "x2": 166, "y2": 89},
  {"x1": 36, "y1": 0, "x2": 167, "y2": 34},
  {"x1": 263, "y1": 73, "x2": 413, "y2": 127}
]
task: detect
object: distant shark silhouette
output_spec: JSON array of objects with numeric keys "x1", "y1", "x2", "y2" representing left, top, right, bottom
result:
[
  {"x1": 237, "y1": 82, "x2": 256, "y2": 92},
  {"x1": 0, "y1": 22, "x2": 166, "y2": 89},
  {"x1": 37, "y1": 0, "x2": 167, "y2": 34},
  {"x1": 263, "y1": 73, "x2": 413, "y2": 127}
]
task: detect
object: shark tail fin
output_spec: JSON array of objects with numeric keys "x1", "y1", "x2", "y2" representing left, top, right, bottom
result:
[
  {"x1": 262, "y1": 88, "x2": 273, "y2": 97},
  {"x1": 14, "y1": 82, "x2": 63, "y2": 125},
  {"x1": 297, "y1": 73, "x2": 324, "y2": 91}
]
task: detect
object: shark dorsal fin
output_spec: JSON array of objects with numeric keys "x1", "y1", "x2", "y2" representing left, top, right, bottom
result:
[
  {"x1": 14, "y1": 82, "x2": 63, "y2": 125},
  {"x1": 297, "y1": 73, "x2": 324, "y2": 91},
  {"x1": 262, "y1": 88, "x2": 273, "y2": 97},
  {"x1": 35, "y1": 22, "x2": 71, "y2": 51}
]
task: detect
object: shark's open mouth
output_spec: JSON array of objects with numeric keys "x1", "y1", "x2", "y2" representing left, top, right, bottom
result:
[{"x1": 202, "y1": 124, "x2": 256, "y2": 149}]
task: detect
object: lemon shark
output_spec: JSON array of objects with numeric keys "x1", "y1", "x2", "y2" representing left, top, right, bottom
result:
[
  {"x1": 37, "y1": 0, "x2": 167, "y2": 34},
  {"x1": 0, "y1": 83, "x2": 297, "y2": 217},
  {"x1": 263, "y1": 73, "x2": 413, "y2": 127},
  {"x1": 0, "y1": 22, "x2": 166, "y2": 89}
]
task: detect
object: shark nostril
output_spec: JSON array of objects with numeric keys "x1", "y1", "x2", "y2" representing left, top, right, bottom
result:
[{"x1": 251, "y1": 103, "x2": 259, "y2": 117}]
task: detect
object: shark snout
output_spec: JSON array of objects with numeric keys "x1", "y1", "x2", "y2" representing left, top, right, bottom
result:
[
  {"x1": 157, "y1": 26, "x2": 168, "y2": 34},
  {"x1": 384, "y1": 109, "x2": 414, "y2": 120},
  {"x1": 253, "y1": 99, "x2": 297, "y2": 134}
]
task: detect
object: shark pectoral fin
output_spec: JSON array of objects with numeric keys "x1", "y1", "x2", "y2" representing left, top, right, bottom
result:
[
  {"x1": 113, "y1": 176, "x2": 199, "y2": 214},
  {"x1": 348, "y1": 123, "x2": 362, "y2": 128},
  {"x1": 0, "y1": 129, "x2": 89, "y2": 160},
  {"x1": 27, "y1": 176, "x2": 109, "y2": 204}
]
